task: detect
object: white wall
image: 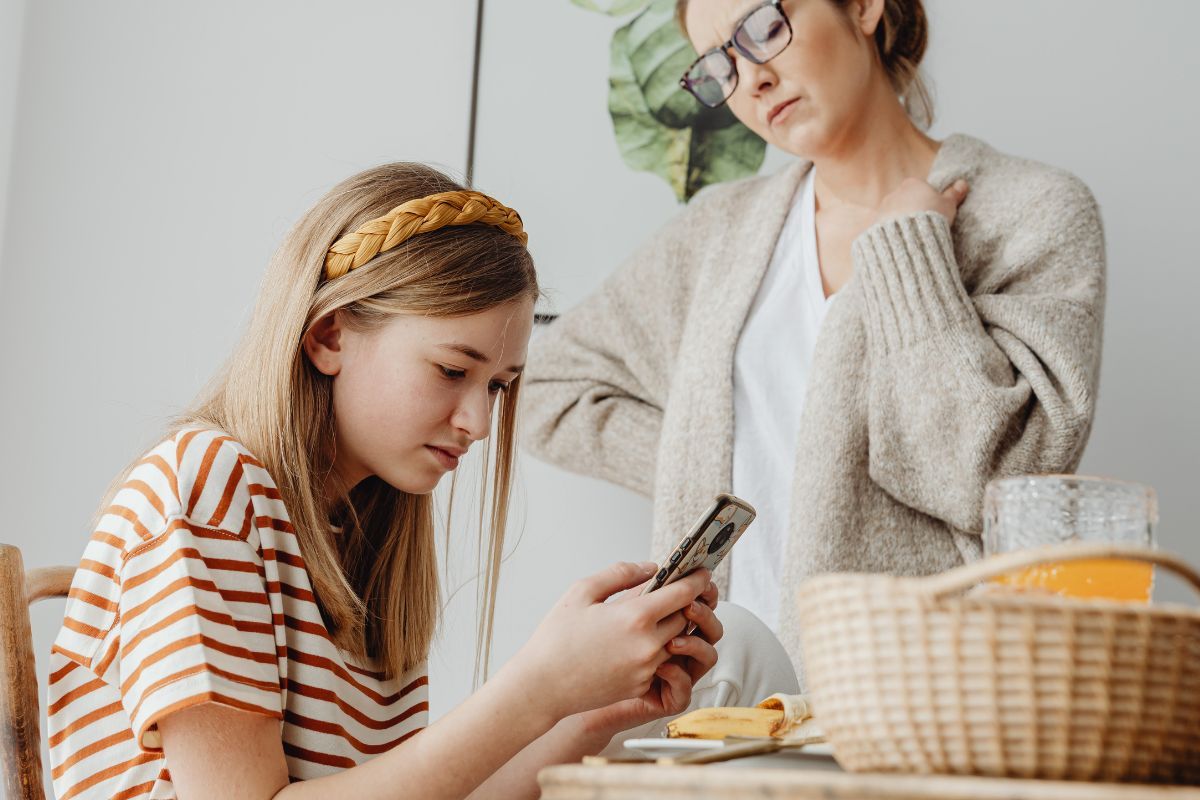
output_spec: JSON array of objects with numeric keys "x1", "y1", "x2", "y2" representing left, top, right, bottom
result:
[
  {"x1": 0, "y1": 0, "x2": 27, "y2": 283},
  {"x1": 0, "y1": 2, "x2": 475, "y2": 792},
  {"x1": 1, "y1": 1, "x2": 1197, "y2": 788}
]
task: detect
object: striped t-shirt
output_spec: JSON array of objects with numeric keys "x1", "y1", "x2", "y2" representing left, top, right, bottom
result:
[{"x1": 48, "y1": 429, "x2": 429, "y2": 800}]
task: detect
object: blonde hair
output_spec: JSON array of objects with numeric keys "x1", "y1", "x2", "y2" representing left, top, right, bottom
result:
[
  {"x1": 96, "y1": 163, "x2": 538, "y2": 680},
  {"x1": 676, "y1": 0, "x2": 934, "y2": 128}
]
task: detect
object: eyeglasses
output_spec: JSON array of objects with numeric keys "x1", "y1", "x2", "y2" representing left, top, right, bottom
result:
[{"x1": 679, "y1": 0, "x2": 793, "y2": 109}]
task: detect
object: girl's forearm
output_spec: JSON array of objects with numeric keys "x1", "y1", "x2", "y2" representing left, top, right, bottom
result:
[
  {"x1": 464, "y1": 711, "x2": 616, "y2": 800},
  {"x1": 275, "y1": 660, "x2": 561, "y2": 800}
]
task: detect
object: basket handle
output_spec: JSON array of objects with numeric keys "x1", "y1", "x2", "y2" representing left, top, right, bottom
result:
[{"x1": 920, "y1": 542, "x2": 1200, "y2": 601}]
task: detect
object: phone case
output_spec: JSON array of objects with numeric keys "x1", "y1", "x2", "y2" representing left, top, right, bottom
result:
[{"x1": 641, "y1": 493, "x2": 756, "y2": 594}]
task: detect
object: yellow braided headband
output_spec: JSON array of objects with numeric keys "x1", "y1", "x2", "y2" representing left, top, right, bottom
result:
[{"x1": 324, "y1": 190, "x2": 528, "y2": 280}]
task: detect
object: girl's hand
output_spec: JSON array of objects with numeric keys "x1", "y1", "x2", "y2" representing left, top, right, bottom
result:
[
  {"x1": 508, "y1": 562, "x2": 714, "y2": 724},
  {"x1": 875, "y1": 178, "x2": 969, "y2": 227},
  {"x1": 580, "y1": 581, "x2": 724, "y2": 737}
]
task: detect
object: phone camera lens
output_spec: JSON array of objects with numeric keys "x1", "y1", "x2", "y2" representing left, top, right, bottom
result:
[{"x1": 708, "y1": 522, "x2": 736, "y2": 554}]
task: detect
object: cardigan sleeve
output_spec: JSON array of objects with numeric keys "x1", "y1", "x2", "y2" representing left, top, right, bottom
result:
[
  {"x1": 854, "y1": 173, "x2": 1105, "y2": 534},
  {"x1": 519, "y1": 205, "x2": 705, "y2": 496}
]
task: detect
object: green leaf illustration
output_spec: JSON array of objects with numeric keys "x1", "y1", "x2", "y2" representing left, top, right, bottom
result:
[
  {"x1": 607, "y1": 0, "x2": 765, "y2": 201},
  {"x1": 623, "y1": 0, "x2": 700, "y2": 129},
  {"x1": 570, "y1": 0, "x2": 648, "y2": 16}
]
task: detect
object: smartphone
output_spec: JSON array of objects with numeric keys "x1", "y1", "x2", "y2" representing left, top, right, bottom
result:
[{"x1": 641, "y1": 493, "x2": 756, "y2": 596}]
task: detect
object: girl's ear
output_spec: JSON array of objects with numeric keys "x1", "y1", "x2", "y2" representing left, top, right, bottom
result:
[
  {"x1": 303, "y1": 312, "x2": 344, "y2": 377},
  {"x1": 854, "y1": 0, "x2": 885, "y2": 38}
]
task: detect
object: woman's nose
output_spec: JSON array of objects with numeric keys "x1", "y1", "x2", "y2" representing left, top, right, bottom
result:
[
  {"x1": 737, "y1": 55, "x2": 778, "y2": 97},
  {"x1": 452, "y1": 388, "x2": 493, "y2": 442}
]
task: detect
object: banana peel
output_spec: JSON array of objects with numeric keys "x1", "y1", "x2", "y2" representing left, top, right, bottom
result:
[{"x1": 666, "y1": 693, "x2": 815, "y2": 740}]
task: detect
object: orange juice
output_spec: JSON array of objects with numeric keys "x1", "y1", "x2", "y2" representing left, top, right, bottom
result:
[{"x1": 992, "y1": 558, "x2": 1153, "y2": 602}]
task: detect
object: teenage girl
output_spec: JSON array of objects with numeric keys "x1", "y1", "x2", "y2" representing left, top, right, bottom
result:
[{"x1": 47, "y1": 163, "x2": 722, "y2": 800}]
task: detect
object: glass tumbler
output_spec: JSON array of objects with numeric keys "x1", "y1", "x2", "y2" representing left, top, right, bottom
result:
[{"x1": 982, "y1": 475, "x2": 1158, "y2": 602}]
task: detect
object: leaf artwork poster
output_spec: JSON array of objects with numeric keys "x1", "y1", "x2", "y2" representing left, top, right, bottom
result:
[{"x1": 574, "y1": 0, "x2": 767, "y2": 201}]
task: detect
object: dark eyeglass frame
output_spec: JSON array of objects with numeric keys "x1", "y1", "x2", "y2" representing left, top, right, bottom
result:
[{"x1": 678, "y1": 0, "x2": 794, "y2": 109}]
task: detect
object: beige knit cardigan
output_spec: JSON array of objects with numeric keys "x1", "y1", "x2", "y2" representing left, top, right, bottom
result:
[{"x1": 520, "y1": 134, "x2": 1106, "y2": 681}]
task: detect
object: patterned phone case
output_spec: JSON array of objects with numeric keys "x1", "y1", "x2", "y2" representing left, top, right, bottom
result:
[{"x1": 641, "y1": 493, "x2": 756, "y2": 594}]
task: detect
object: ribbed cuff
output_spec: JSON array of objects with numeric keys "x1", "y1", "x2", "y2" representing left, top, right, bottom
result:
[{"x1": 853, "y1": 211, "x2": 979, "y2": 354}]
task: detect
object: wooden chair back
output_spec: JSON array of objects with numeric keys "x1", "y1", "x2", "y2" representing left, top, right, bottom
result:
[{"x1": 0, "y1": 544, "x2": 75, "y2": 800}]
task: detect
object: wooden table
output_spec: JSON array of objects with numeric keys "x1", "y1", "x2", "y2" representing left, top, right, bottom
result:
[{"x1": 539, "y1": 756, "x2": 1200, "y2": 799}]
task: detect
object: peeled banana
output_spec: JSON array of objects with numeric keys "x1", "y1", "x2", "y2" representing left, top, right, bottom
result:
[
  {"x1": 666, "y1": 706, "x2": 786, "y2": 739},
  {"x1": 666, "y1": 693, "x2": 814, "y2": 740}
]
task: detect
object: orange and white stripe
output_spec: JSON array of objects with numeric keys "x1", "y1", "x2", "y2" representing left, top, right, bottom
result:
[{"x1": 48, "y1": 429, "x2": 428, "y2": 799}]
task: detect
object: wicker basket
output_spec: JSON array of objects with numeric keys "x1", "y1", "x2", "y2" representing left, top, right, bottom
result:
[{"x1": 795, "y1": 542, "x2": 1200, "y2": 783}]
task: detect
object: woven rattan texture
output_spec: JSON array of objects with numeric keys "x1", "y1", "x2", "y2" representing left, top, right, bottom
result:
[{"x1": 798, "y1": 572, "x2": 1200, "y2": 783}]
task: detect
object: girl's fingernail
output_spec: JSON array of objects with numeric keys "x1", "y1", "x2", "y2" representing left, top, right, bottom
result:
[
  {"x1": 672, "y1": 637, "x2": 686, "y2": 648},
  {"x1": 690, "y1": 601, "x2": 703, "y2": 613}
]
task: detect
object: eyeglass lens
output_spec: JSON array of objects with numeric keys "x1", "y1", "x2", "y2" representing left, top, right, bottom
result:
[{"x1": 683, "y1": 2, "x2": 791, "y2": 107}]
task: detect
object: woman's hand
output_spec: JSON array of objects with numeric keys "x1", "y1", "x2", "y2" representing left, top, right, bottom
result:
[
  {"x1": 506, "y1": 562, "x2": 715, "y2": 725},
  {"x1": 875, "y1": 178, "x2": 969, "y2": 227}
]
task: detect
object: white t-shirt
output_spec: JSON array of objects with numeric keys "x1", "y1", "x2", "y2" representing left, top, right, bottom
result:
[{"x1": 729, "y1": 167, "x2": 834, "y2": 632}]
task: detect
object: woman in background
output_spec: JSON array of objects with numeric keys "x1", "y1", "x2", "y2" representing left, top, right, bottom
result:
[{"x1": 521, "y1": 0, "x2": 1105, "y2": 680}]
